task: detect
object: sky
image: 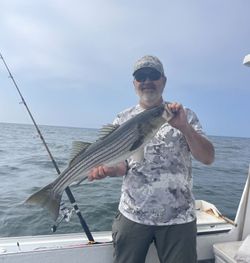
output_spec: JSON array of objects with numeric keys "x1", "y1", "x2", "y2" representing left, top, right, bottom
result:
[{"x1": 0, "y1": 0, "x2": 249, "y2": 138}]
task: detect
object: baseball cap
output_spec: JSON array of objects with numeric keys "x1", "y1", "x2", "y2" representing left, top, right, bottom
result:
[{"x1": 133, "y1": 55, "x2": 165, "y2": 76}]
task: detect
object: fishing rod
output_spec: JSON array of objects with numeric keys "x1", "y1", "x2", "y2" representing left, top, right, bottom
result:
[{"x1": 0, "y1": 52, "x2": 95, "y2": 244}]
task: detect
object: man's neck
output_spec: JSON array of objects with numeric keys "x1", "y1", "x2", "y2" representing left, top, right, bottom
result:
[{"x1": 139, "y1": 97, "x2": 164, "y2": 109}]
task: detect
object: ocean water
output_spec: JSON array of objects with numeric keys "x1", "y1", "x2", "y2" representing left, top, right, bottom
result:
[{"x1": 0, "y1": 122, "x2": 249, "y2": 238}]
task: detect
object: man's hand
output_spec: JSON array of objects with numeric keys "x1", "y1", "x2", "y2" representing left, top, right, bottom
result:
[
  {"x1": 167, "y1": 102, "x2": 215, "y2": 165},
  {"x1": 88, "y1": 161, "x2": 127, "y2": 181},
  {"x1": 167, "y1": 102, "x2": 189, "y2": 133}
]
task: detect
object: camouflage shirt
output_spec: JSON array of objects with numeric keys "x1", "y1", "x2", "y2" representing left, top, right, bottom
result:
[{"x1": 113, "y1": 103, "x2": 207, "y2": 226}]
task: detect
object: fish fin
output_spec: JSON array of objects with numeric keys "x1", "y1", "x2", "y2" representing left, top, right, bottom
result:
[
  {"x1": 25, "y1": 183, "x2": 62, "y2": 221},
  {"x1": 131, "y1": 148, "x2": 145, "y2": 163},
  {"x1": 69, "y1": 141, "x2": 91, "y2": 166},
  {"x1": 130, "y1": 135, "x2": 144, "y2": 151},
  {"x1": 98, "y1": 124, "x2": 119, "y2": 139}
]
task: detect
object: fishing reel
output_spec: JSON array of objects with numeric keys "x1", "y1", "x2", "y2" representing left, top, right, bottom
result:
[{"x1": 51, "y1": 202, "x2": 74, "y2": 232}]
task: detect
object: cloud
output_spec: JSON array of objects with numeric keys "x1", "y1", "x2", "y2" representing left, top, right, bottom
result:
[{"x1": 1, "y1": 0, "x2": 250, "y2": 136}]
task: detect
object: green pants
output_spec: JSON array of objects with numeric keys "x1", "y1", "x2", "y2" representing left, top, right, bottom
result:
[{"x1": 112, "y1": 212, "x2": 197, "y2": 263}]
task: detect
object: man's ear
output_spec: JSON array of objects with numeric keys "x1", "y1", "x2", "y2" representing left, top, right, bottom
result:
[
  {"x1": 133, "y1": 79, "x2": 139, "y2": 95},
  {"x1": 133, "y1": 79, "x2": 138, "y2": 90},
  {"x1": 163, "y1": 76, "x2": 167, "y2": 85}
]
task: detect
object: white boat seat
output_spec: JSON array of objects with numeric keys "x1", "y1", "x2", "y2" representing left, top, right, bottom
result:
[
  {"x1": 213, "y1": 241, "x2": 242, "y2": 263},
  {"x1": 213, "y1": 241, "x2": 243, "y2": 263},
  {"x1": 214, "y1": 235, "x2": 250, "y2": 263}
]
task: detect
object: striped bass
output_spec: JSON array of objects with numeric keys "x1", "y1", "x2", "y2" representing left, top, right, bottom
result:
[{"x1": 25, "y1": 103, "x2": 174, "y2": 220}]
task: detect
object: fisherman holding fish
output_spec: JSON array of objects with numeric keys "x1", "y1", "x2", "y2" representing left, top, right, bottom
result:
[
  {"x1": 26, "y1": 55, "x2": 215, "y2": 263},
  {"x1": 88, "y1": 55, "x2": 215, "y2": 263}
]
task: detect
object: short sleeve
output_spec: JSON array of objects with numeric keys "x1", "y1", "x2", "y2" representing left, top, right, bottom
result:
[{"x1": 186, "y1": 108, "x2": 208, "y2": 138}]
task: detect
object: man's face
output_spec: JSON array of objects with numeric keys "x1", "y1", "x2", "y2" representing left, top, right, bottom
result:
[{"x1": 133, "y1": 68, "x2": 166, "y2": 108}]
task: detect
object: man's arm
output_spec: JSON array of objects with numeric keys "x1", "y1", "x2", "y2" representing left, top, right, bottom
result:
[{"x1": 168, "y1": 102, "x2": 215, "y2": 165}]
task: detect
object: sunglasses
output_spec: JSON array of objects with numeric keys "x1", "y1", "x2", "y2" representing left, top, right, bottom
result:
[{"x1": 134, "y1": 69, "x2": 162, "y2": 82}]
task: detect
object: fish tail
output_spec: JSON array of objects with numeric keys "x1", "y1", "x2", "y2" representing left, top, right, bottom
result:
[{"x1": 25, "y1": 183, "x2": 62, "y2": 221}]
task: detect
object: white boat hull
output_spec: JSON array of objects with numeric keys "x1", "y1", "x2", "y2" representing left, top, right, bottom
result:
[
  {"x1": 0, "y1": 208, "x2": 234, "y2": 263},
  {"x1": 1, "y1": 167, "x2": 249, "y2": 262}
]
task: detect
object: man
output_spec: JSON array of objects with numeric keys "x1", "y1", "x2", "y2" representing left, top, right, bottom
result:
[{"x1": 88, "y1": 55, "x2": 215, "y2": 263}]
